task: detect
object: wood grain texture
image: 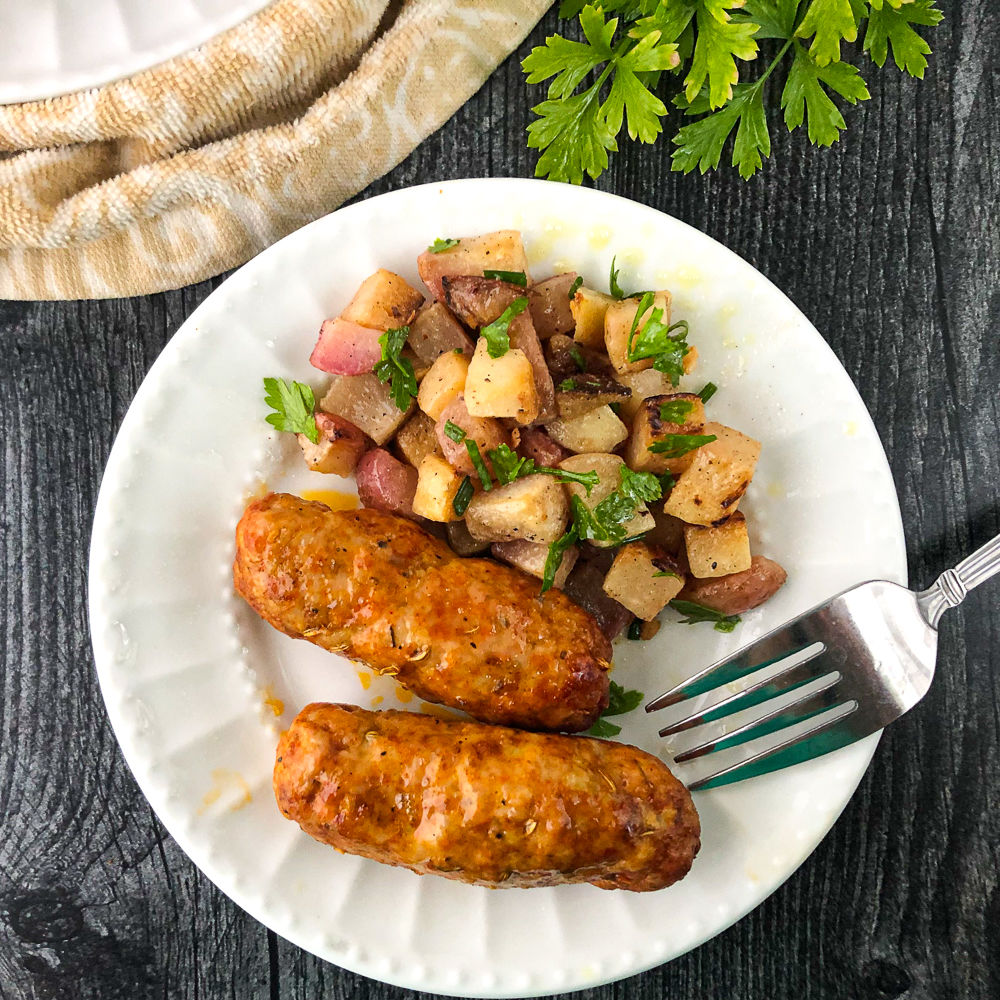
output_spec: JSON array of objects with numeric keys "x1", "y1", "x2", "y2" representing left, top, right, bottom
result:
[{"x1": 1, "y1": 3, "x2": 998, "y2": 998}]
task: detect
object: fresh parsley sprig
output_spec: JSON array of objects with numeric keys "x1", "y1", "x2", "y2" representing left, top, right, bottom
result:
[
  {"x1": 586, "y1": 680, "x2": 645, "y2": 738},
  {"x1": 522, "y1": 2, "x2": 942, "y2": 182},
  {"x1": 481, "y1": 297, "x2": 529, "y2": 358},
  {"x1": 263, "y1": 377, "x2": 319, "y2": 443},
  {"x1": 374, "y1": 327, "x2": 418, "y2": 411},
  {"x1": 669, "y1": 598, "x2": 741, "y2": 632},
  {"x1": 428, "y1": 238, "x2": 460, "y2": 253},
  {"x1": 487, "y1": 443, "x2": 600, "y2": 493},
  {"x1": 626, "y1": 291, "x2": 691, "y2": 385}
]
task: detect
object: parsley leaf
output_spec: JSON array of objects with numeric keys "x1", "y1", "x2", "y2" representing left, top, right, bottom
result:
[
  {"x1": 585, "y1": 680, "x2": 644, "y2": 737},
  {"x1": 374, "y1": 327, "x2": 418, "y2": 411},
  {"x1": 698, "y1": 381, "x2": 719, "y2": 402},
  {"x1": 627, "y1": 619, "x2": 644, "y2": 641},
  {"x1": 863, "y1": 0, "x2": 943, "y2": 79},
  {"x1": 541, "y1": 525, "x2": 579, "y2": 594},
  {"x1": 794, "y1": 0, "x2": 860, "y2": 66},
  {"x1": 263, "y1": 377, "x2": 319, "y2": 443},
  {"x1": 487, "y1": 443, "x2": 600, "y2": 494},
  {"x1": 443, "y1": 420, "x2": 467, "y2": 443},
  {"x1": 782, "y1": 44, "x2": 870, "y2": 146},
  {"x1": 568, "y1": 275, "x2": 584, "y2": 299},
  {"x1": 481, "y1": 297, "x2": 529, "y2": 359},
  {"x1": 685, "y1": 3, "x2": 760, "y2": 108},
  {"x1": 569, "y1": 345, "x2": 587, "y2": 371},
  {"x1": 483, "y1": 269, "x2": 528, "y2": 286},
  {"x1": 453, "y1": 476, "x2": 474, "y2": 516},
  {"x1": 466, "y1": 441, "x2": 493, "y2": 491},
  {"x1": 571, "y1": 466, "x2": 662, "y2": 544},
  {"x1": 609, "y1": 254, "x2": 626, "y2": 299},
  {"x1": 669, "y1": 598, "x2": 742, "y2": 632},
  {"x1": 659, "y1": 398, "x2": 695, "y2": 424},
  {"x1": 536, "y1": 466, "x2": 600, "y2": 494},
  {"x1": 428, "y1": 238, "x2": 460, "y2": 253},
  {"x1": 558, "y1": 378, "x2": 578, "y2": 391},
  {"x1": 626, "y1": 292, "x2": 691, "y2": 384},
  {"x1": 648, "y1": 432, "x2": 718, "y2": 457}
]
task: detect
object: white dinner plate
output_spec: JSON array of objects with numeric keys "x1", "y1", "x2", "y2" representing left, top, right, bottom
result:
[
  {"x1": 0, "y1": 0, "x2": 271, "y2": 104},
  {"x1": 89, "y1": 178, "x2": 906, "y2": 997}
]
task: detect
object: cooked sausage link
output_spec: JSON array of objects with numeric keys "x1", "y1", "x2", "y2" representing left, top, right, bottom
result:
[
  {"x1": 234, "y1": 493, "x2": 611, "y2": 731},
  {"x1": 274, "y1": 704, "x2": 701, "y2": 891}
]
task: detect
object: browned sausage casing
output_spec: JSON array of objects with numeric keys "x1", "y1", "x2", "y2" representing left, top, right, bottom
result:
[
  {"x1": 275, "y1": 704, "x2": 701, "y2": 891},
  {"x1": 234, "y1": 493, "x2": 611, "y2": 731}
]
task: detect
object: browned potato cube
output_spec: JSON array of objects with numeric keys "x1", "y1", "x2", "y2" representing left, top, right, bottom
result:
[
  {"x1": 602, "y1": 543, "x2": 685, "y2": 620},
  {"x1": 544, "y1": 333, "x2": 613, "y2": 381},
  {"x1": 465, "y1": 338, "x2": 539, "y2": 424},
  {"x1": 678, "y1": 555, "x2": 787, "y2": 615},
  {"x1": 684, "y1": 511, "x2": 752, "y2": 578},
  {"x1": 644, "y1": 507, "x2": 687, "y2": 555},
  {"x1": 604, "y1": 292, "x2": 671, "y2": 374},
  {"x1": 446, "y1": 519, "x2": 490, "y2": 556},
  {"x1": 529, "y1": 273, "x2": 578, "y2": 339},
  {"x1": 340, "y1": 269, "x2": 424, "y2": 331},
  {"x1": 546, "y1": 405, "x2": 627, "y2": 453},
  {"x1": 491, "y1": 539, "x2": 579, "y2": 589},
  {"x1": 417, "y1": 350, "x2": 469, "y2": 421},
  {"x1": 435, "y1": 396, "x2": 509, "y2": 476},
  {"x1": 571, "y1": 286, "x2": 615, "y2": 348},
  {"x1": 408, "y1": 302, "x2": 473, "y2": 365},
  {"x1": 615, "y1": 369, "x2": 675, "y2": 423},
  {"x1": 560, "y1": 453, "x2": 654, "y2": 546},
  {"x1": 395, "y1": 411, "x2": 442, "y2": 468},
  {"x1": 412, "y1": 454, "x2": 465, "y2": 522},
  {"x1": 417, "y1": 231, "x2": 530, "y2": 302},
  {"x1": 296, "y1": 412, "x2": 367, "y2": 476},
  {"x1": 663, "y1": 422, "x2": 762, "y2": 525},
  {"x1": 465, "y1": 475, "x2": 569, "y2": 544},
  {"x1": 320, "y1": 374, "x2": 413, "y2": 446},
  {"x1": 555, "y1": 372, "x2": 631, "y2": 421},
  {"x1": 625, "y1": 392, "x2": 706, "y2": 475}
]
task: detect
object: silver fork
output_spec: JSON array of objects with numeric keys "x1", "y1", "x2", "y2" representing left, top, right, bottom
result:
[{"x1": 646, "y1": 531, "x2": 1000, "y2": 791}]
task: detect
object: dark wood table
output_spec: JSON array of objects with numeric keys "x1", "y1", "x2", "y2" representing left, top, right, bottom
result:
[{"x1": 2, "y1": 5, "x2": 998, "y2": 998}]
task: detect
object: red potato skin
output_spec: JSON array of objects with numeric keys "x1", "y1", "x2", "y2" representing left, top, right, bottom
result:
[
  {"x1": 274, "y1": 704, "x2": 701, "y2": 891},
  {"x1": 234, "y1": 494, "x2": 611, "y2": 731},
  {"x1": 678, "y1": 555, "x2": 787, "y2": 616},
  {"x1": 517, "y1": 427, "x2": 570, "y2": 468},
  {"x1": 355, "y1": 448, "x2": 419, "y2": 520},
  {"x1": 562, "y1": 559, "x2": 634, "y2": 641},
  {"x1": 529, "y1": 273, "x2": 578, "y2": 339},
  {"x1": 435, "y1": 396, "x2": 510, "y2": 476},
  {"x1": 310, "y1": 318, "x2": 383, "y2": 375}
]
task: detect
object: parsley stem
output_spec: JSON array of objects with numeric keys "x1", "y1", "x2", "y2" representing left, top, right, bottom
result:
[{"x1": 751, "y1": 38, "x2": 795, "y2": 94}]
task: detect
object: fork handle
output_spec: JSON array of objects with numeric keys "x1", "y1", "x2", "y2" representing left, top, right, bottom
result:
[{"x1": 917, "y1": 531, "x2": 1000, "y2": 628}]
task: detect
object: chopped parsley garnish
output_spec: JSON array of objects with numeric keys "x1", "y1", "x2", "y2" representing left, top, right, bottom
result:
[
  {"x1": 374, "y1": 326, "x2": 418, "y2": 411},
  {"x1": 669, "y1": 599, "x2": 741, "y2": 633},
  {"x1": 466, "y1": 440, "x2": 492, "y2": 491},
  {"x1": 586, "y1": 681, "x2": 644, "y2": 738},
  {"x1": 453, "y1": 476, "x2": 474, "y2": 516},
  {"x1": 480, "y1": 297, "x2": 529, "y2": 358},
  {"x1": 625, "y1": 291, "x2": 691, "y2": 385},
  {"x1": 699, "y1": 382, "x2": 719, "y2": 403},
  {"x1": 569, "y1": 345, "x2": 587, "y2": 371},
  {"x1": 558, "y1": 378, "x2": 577, "y2": 392},
  {"x1": 568, "y1": 275, "x2": 583, "y2": 300},
  {"x1": 262, "y1": 377, "x2": 319, "y2": 443},
  {"x1": 659, "y1": 399, "x2": 694, "y2": 425},
  {"x1": 648, "y1": 433, "x2": 717, "y2": 458},
  {"x1": 483, "y1": 269, "x2": 528, "y2": 286},
  {"x1": 428, "y1": 238, "x2": 460, "y2": 253},
  {"x1": 540, "y1": 526, "x2": 578, "y2": 594},
  {"x1": 627, "y1": 620, "x2": 643, "y2": 641},
  {"x1": 453, "y1": 347, "x2": 465, "y2": 355},
  {"x1": 658, "y1": 471, "x2": 676, "y2": 494},
  {"x1": 487, "y1": 443, "x2": 599, "y2": 494},
  {"x1": 443, "y1": 420, "x2": 467, "y2": 443},
  {"x1": 653, "y1": 570, "x2": 679, "y2": 579},
  {"x1": 609, "y1": 256, "x2": 626, "y2": 299}
]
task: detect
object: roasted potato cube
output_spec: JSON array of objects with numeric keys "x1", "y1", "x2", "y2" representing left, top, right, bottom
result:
[
  {"x1": 602, "y1": 543, "x2": 685, "y2": 620},
  {"x1": 442, "y1": 275, "x2": 524, "y2": 329},
  {"x1": 435, "y1": 396, "x2": 509, "y2": 476},
  {"x1": 571, "y1": 287, "x2": 615, "y2": 349},
  {"x1": 529, "y1": 273, "x2": 577, "y2": 339},
  {"x1": 465, "y1": 338, "x2": 539, "y2": 424},
  {"x1": 320, "y1": 374, "x2": 413, "y2": 446},
  {"x1": 644, "y1": 507, "x2": 687, "y2": 556},
  {"x1": 412, "y1": 454, "x2": 465, "y2": 522},
  {"x1": 296, "y1": 412, "x2": 367, "y2": 476},
  {"x1": 395, "y1": 411, "x2": 442, "y2": 468},
  {"x1": 679, "y1": 555, "x2": 787, "y2": 615},
  {"x1": 555, "y1": 372, "x2": 632, "y2": 421},
  {"x1": 340, "y1": 269, "x2": 424, "y2": 331},
  {"x1": 604, "y1": 292, "x2": 671, "y2": 375},
  {"x1": 417, "y1": 350, "x2": 469, "y2": 421},
  {"x1": 546, "y1": 405, "x2": 627, "y2": 454},
  {"x1": 625, "y1": 392, "x2": 707, "y2": 475},
  {"x1": 545, "y1": 333, "x2": 613, "y2": 381},
  {"x1": 560, "y1": 453, "x2": 654, "y2": 547},
  {"x1": 465, "y1": 475, "x2": 569, "y2": 544},
  {"x1": 562, "y1": 560, "x2": 633, "y2": 640},
  {"x1": 517, "y1": 427, "x2": 569, "y2": 468},
  {"x1": 491, "y1": 539, "x2": 579, "y2": 589},
  {"x1": 408, "y1": 302, "x2": 473, "y2": 365},
  {"x1": 356, "y1": 448, "x2": 420, "y2": 519},
  {"x1": 446, "y1": 519, "x2": 490, "y2": 555},
  {"x1": 417, "y1": 231, "x2": 530, "y2": 302},
  {"x1": 663, "y1": 421, "x2": 762, "y2": 525},
  {"x1": 615, "y1": 369, "x2": 675, "y2": 423},
  {"x1": 684, "y1": 511, "x2": 752, "y2": 578}
]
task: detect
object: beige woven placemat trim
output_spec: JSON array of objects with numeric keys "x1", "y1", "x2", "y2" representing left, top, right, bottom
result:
[{"x1": 0, "y1": 0, "x2": 549, "y2": 300}]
